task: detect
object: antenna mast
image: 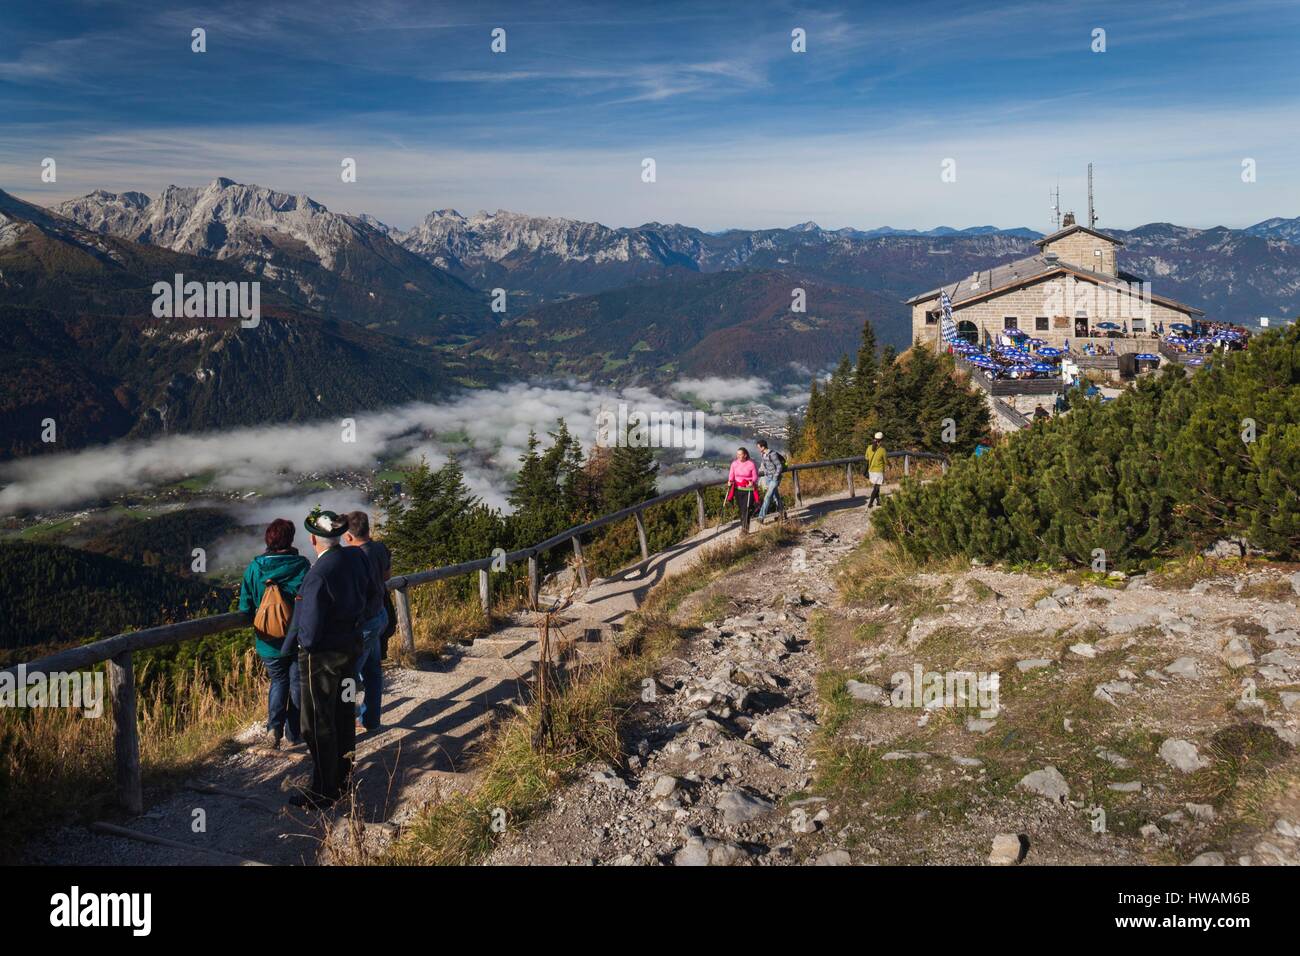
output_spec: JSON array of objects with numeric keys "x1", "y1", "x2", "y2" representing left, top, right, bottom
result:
[
  {"x1": 1087, "y1": 163, "x2": 1097, "y2": 228},
  {"x1": 1050, "y1": 182, "x2": 1061, "y2": 231}
]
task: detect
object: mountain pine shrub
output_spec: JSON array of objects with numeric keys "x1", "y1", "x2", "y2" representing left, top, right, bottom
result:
[{"x1": 875, "y1": 324, "x2": 1300, "y2": 569}]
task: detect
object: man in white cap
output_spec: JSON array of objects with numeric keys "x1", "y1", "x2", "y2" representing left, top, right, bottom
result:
[{"x1": 865, "y1": 432, "x2": 887, "y2": 508}]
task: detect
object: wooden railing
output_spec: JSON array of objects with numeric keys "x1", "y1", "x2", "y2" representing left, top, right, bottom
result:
[{"x1": 2, "y1": 451, "x2": 947, "y2": 813}]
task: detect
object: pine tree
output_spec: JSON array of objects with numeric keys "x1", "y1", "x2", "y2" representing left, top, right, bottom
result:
[
  {"x1": 876, "y1": 324, "x2": 1300, "y2": 568},
  {"x1": 828, "y1": 356, "x2": 858, "y2": 457},
  {"x1": 507, "y1": 421, "x2": 588, "y2": 549},
  {"x1": 378, "y1": 457, "x2": 505, "y2": 574},
  {"x1": 852, "y1": 319, "x2": 879, "y2": 420},
  {"x1": 602, "y1": 428, "x2": 658, "y2": 511}
]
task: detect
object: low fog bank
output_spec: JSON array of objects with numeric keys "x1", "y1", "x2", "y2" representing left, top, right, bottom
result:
[{"x1": 1, "y1": 378, "x2": 798, "y2": 516}]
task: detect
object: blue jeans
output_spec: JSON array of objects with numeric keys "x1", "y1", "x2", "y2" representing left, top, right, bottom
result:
[
  {"x1": 262, "y1": 653, "x2": 301, "y2": 743},
  {"x1": 756, "y1": 475, "x2": 782, "y2": 520},
  {"x1": 355, "y1": 609, "x2": 388, "y2": 730}
]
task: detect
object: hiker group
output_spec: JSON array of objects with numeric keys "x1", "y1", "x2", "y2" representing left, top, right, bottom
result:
[
  {"x1": 723, "y1": 431, "x2": 889, "y2": 533},
  {"x1": 238, "y1": 509, "x2": 392, "y2": 810},
  {"x1": 239, "y1": 433, "x2": 889, "y2": 807}
]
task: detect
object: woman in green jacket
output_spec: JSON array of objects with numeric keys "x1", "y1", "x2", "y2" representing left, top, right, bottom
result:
[{"x1": 238, "y1": 519, "x2": 311, "y2": 748}]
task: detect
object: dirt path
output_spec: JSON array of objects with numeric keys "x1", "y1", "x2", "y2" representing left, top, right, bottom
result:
[
  {"x1": 486, "y1": 496, "x2": 874, "y2": 865},
  {"x1": 24, "y1": 491, "x2": 860, "y2": 865}
]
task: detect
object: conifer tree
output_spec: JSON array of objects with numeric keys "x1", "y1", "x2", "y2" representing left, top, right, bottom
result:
[
  {"x1": 602, "y1": 427, "x2": 658, "y2": 511},
  {"x1": 378, "y1": 457, "x2": 505, "y2": 574},
  {"x1": 852, "y1": 320, "x2": 878, "y2": 420}
]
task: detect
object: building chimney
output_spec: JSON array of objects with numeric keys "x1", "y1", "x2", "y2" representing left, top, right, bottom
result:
[{"x1": 1062, "y1": 211, "x2": 1076, "y2": 227}]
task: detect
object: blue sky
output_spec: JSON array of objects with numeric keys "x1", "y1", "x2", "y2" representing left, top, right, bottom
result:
[{"x1": 2, "y1": 0, "x2": 1299, "y2": 230}]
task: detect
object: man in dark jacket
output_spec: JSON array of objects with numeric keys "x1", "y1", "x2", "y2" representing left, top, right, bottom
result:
[
  {"x1": 287, "y1": 508, "x2": 380, "y2": 809},
  {"x1": 344, "y1": 510, "x2": 391, "y2": 733}
]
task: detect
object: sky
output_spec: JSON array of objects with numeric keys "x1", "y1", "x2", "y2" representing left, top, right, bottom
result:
[{"x1": 2, "y1": 0, "x2": 1299, "y2": 231}]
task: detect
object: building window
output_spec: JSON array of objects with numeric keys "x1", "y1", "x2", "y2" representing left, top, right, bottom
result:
[
  {"x1": 1035, "y1": 316, "x2": 1049, "y2": 331},
  {"x1": 925, "y1": 310, "x2": 938, "y2": 325},
  {"x1": 1003, "y1": 316, "x2": 1018, "y2": 329}
]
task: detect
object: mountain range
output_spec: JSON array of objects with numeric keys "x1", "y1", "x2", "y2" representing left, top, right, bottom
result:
[
  {"x1": 52, "y1": 179, "x2": 489, "y2": 341},
  {"x1": 4, "y1": 177, "x2": 1300, "y2": 462},
  {"x1": 49, "y1": 180, "x2": 1300, "y2": 326},
  {"x1": 0, "y1": 189, "x2": 488, "y2": 459},
  {"x1": 381, "y1": 205, "x2": 1300, "y2": 323}
]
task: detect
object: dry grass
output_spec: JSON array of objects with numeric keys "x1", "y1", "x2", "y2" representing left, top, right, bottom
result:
[
  {"x1": 399, "y1": 581, "x2": 523, "y2": 665},
  {"x1": 0, "y1": 648, "x2": 262, "y2": 860}
]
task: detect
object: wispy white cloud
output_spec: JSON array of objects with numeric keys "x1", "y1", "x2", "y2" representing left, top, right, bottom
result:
[
  {"x1": 4, "y1": 97, "x2": 1296, "y2": 232},
  {"x1": 0, "y1": 378, "x2": 773, "y2": 514}
]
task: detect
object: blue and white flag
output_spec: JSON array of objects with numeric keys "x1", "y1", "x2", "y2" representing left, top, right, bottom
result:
[{"x1": 940, "y1": 289, "x2": 954, "y2": 321}]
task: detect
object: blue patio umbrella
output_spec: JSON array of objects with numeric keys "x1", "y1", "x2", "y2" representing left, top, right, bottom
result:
[
  {"x1": 1096, "y1": 322, "x2": 1121, "y2": 330},
  {"x1": 1134, "y1": 353, "x2": 1159, "y2": 361},
  {"x1": 1171, "y1": 322, "x2": 1192, "y2": 332},
  {"x1": 1037, "y1": 347, "x2": 1063, "y2": 358},
  {"x1": 1031, "y1": 363, "x2": 1054, "y2": 373}
]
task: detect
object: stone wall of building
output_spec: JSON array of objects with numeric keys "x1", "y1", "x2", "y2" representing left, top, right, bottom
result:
[
  {"x1": 1041, "y1": 232, "x2": 1119, "y2": 276},
  {"x1": 912, "y1": 272, "x2": 1191, "y2": 348}
]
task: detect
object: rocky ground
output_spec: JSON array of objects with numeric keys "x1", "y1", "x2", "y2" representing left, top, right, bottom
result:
[
  {"x1": 486, "y1": 500, "x2": 1300, "y2": 866},
  {"x1": 488, "y1": 505, "x2": 863, "y2": 866}
]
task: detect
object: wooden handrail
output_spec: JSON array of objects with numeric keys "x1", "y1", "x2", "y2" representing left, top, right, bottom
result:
[{"x1": 2, "y1": 449, "x2": 947, "y2": 812}]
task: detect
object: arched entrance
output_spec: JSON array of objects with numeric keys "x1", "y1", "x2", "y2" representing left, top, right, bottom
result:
[{"x1": 956, "y1": 320, "x2": 979, "y2": 345}]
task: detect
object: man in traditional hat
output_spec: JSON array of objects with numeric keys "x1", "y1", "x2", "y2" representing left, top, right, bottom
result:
[
  {"x1": 865, "y1": 432, "x2": 887, "y2": 509},
  {"x1": 286, "y1": 508, "x2": 381, "y2": 809}
]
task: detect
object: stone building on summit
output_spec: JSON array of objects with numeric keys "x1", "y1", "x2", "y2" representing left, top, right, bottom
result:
[{"x1": 907, "y1": 218, "x2": 1204, "y2": 350}]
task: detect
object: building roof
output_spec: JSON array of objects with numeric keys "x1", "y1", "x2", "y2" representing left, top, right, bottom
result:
[
  {"x1": 906, "y1": 253, "x2": 1204, "y2": 316},
  {"x1": 1032, "y1": 223, "x2": 1124, "y2": 248}
]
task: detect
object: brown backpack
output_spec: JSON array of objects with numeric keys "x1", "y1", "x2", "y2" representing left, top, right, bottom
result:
[{"x1": 253, "y1": 581, "x2": 293, "y2": 639}]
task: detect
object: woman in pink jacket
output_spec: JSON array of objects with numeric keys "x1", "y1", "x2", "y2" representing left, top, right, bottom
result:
[{"x1": 727, "y1": 447, "x2": 760, "y2": 534}]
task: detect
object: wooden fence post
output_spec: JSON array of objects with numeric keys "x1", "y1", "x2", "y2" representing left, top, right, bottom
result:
[
  {"x1": 571, "y1": 535, "x2": 588, "y2": 588},
  {"x1": 478, "y1": 568, "x2": 490, "y2": 614},
  {"x1": 904, "y1": 454, "x2": 911, "y2": 477},
  {"x1": 792, "y1": 470, "x2": 802, "y2": 507},
  {"x1": 393, "y1": 587, "x2": 416, "y2": 657},
  {"x1": 634, "y1": 510, "x2": 649, "y2": 562},
  {"x1": 108, "y1": 651, "x2": 142, "y2": 815},
  {"x1": 846, "y1": 463, "x2": 855, "y2": 498},
  {"x1": 528, "y1": 554, "x2": 539, "y2": 608},
  {"x1": 695, "y1": 489, "x2": 706, "y2": 532},
  {"x1": 941, "y1": 460, "x2": 949, "y2": 475}
]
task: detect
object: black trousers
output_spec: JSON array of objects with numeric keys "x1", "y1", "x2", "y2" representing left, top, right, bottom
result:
[
  {"x1": 736, "y1": 487, "x2": 754, "y2": 533},
  {"x1": 298, "y1": 646, "x2": 359, "y2": 800}
]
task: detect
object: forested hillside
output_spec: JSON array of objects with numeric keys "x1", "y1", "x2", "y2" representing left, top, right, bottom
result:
[
  {"x1": 0, "y1": 541, "x2": 232, "y2": 651},
  {"x1": 789, "y1": 320, "x2": 992, "y2": 460},
  {"x1": 81, "y1": 507, "x2": 240, "y2": 571},
  {"x1": 467, "y1": 270, "x2": 911, "y2": 386}
]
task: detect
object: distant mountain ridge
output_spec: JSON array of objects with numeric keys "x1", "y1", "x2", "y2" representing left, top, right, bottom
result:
[
  {"x1": 386, "y1": 205, "x2": 1300, "y2": 322},
  {"x1": 35, "y1": 180, "x2": 1300, "y2": 321},
  {"x1": 52, "y1": 179, "x2": 490, "y2": 341},
  {"x1": 468, "y1": 269, "x2": 911, "y2": 386},
  {"x1": 0, "y1": 188, "x2": 485, "y2": 459}
]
